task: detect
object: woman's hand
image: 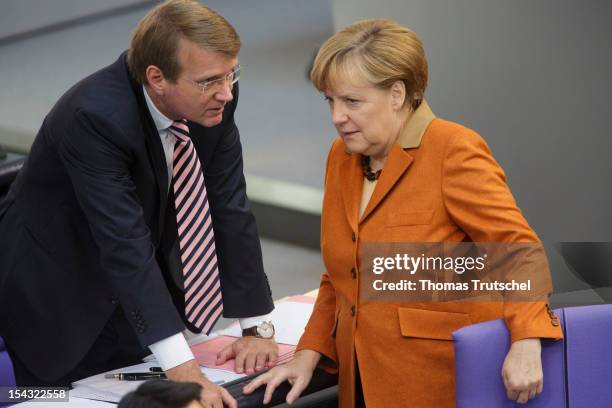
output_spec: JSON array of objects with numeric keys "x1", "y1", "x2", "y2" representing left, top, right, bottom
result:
[
  {"x1": 501, "y1": 338, "x2": 543, "y2": 404},
  {"x1": 242, "y1": 349, "x2": 321, "y2": 405}
]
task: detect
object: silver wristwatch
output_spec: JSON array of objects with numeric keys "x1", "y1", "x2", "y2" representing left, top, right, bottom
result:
[{"x1": 242, "y1": 321, "x2": 275, "y2": 339}]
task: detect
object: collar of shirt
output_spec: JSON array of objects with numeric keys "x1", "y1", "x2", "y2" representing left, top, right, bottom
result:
[
  {"x1": 142, "y1": 85, "x2": 174, "y2": 132},
  {"x1": 357, "y1": 99, "x2": 436, "y2": 218},
  {"x1": 342, "y1": 99, "x2": 436, "y2": 156},
  {"x1": 143, "y1": 85, "x2": 176, "y2": 186},
  {"x1": 396, "y1": 99, "x2": 436, "y2": 149}
]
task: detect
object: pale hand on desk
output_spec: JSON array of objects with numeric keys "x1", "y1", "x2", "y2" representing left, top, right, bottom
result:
[
  {"x1": 502, "y1": 338, "x2": 543, "y2": 404},
  {"x1": 166, "y1": 359, "x2": 237, "y2": 408},
  {"x1": 216, "y1": 336, "x2": 279, "y2": 374},
  {"x1": 242, "y1": 349, "x2": 321, "y2": 405}
]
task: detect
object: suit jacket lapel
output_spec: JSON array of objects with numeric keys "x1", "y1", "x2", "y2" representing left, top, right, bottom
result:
[
  {"x1": 340, "y1": 152, "x2": 363, "y2": 233},
  {"x1": 131, "y1": 81, "x2": 169, "y2": 240},
  {"x1": 360, "y1": 144, "x2": 414, "y2": 223},
  {"x1": 140, "y1": 107, "x2": 184, "y2": 287},
  {"x1": 144, "y1": 120, "x2": 169, "y2": 236}
]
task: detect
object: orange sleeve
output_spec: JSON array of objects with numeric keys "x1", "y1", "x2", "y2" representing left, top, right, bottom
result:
[
  {"x1": 441, "y1": 127, "x2": 563, "y2": 342},
  {"x1": 295, "y1": 139, "x2": 341, "y2": 371},
  {"x1": 296, "y1": 271, "x2": 338, "y2": 372}
]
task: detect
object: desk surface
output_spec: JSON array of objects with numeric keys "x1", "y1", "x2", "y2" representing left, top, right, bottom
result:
[
  {"x1": 13, "y1": 396, "x2": 114, "y2": 407},
  {"x1": 12, "y1": 290, "x2": 338, "y2": 407}
]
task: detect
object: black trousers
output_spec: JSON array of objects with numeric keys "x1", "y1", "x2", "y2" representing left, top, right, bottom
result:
[{"x1": 7, "y1": 307, "x2": 148, "y2": 387}]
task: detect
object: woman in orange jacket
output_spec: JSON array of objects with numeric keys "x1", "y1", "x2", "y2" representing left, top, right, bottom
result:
[{"x1": 244, "y1": 19, "x2": 562, "y2": 407}]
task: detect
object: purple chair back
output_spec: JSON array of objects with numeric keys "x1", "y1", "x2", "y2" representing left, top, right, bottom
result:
[
  {"x1": 564, "y1": 305, "x2": 612, "y2": 406},
  {"x1": 454, "y1": 304, "x2": 612, "y2": 407},
  {"x1": 453, "y1": 309, "x2": 566, "y2": 407},
  {"x1": 0, "y1": 336, "x2": 17, "y2": 387}
]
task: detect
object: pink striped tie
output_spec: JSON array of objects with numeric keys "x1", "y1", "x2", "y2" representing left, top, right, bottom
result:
[{"x1": 169, "y1": 120, "x2": 223, "y2": 334}]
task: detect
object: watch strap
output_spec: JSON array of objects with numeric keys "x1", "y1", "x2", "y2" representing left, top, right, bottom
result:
[{"x1": 242, "y1": 326, "x2": 259, "y2": 337}]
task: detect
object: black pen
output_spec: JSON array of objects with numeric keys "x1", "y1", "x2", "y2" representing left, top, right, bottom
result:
[
  {"x1": 107, "y1": 370, "x2": 226, "y2": 385},
  {"x1": 104, "y1": 372, "x2": 167, "y2": 381}
]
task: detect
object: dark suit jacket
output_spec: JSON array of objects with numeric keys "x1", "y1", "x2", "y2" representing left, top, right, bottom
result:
[{"x1": 0, "y1": 53, "x2": 273, "y2": 381}]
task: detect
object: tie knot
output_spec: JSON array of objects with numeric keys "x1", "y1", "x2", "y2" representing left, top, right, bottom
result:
[{"x1": 169, "y1": 120, "x2": 190, "y2": 142}]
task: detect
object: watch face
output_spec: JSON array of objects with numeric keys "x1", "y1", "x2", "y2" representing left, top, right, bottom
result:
[{"x1": 257, "y1": 321, "x2": 275, "y2": 338}]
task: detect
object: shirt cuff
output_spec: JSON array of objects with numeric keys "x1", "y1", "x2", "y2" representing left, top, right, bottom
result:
[
  {"x1": 148, "y1": 332, "x2": 195, "y2": 371},
  {"x1": 239, "y1": 314, "x2": 274, "y2": 331}
]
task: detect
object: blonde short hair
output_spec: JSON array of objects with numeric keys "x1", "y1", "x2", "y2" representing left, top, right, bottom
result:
[
  {"x1": 127, "y1": 0, "x2": 240, "y2": 85},
  {"x1": 311, "y1": 19, "x2": 428, "y2": 109}
]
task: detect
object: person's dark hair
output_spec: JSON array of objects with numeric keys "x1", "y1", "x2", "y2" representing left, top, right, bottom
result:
[
  {"x1": 127, "y1": 0, "x2": 241, "y2": 85},
  {"x1": 118, "y1": 380, "x2": 202, "y2": 408}
]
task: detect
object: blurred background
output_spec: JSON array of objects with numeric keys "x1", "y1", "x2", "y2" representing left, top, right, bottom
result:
[{"x1": 1, "y1": 0, "x2": 611, "y2": 308}]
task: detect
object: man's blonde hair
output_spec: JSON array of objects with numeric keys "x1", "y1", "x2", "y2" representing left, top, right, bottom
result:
[
  {"x1": 127, "y1": 0, "x2": 240, "y2": 84},
  {"x1": 311, "y1": 19, "x2": 428, "y2": 109}
]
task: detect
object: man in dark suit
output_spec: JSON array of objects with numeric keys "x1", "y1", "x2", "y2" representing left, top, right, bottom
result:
[{"x1": 0, "y1": 1, "x2": 277, "y2": 406}]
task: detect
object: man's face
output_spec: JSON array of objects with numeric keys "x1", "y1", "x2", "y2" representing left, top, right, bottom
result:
[{"x1": 162, "y1": 38, "x2": 238, "y2": 127}]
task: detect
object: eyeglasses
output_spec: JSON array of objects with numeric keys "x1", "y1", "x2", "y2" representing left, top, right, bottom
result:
[{"x1": 185, "y1": 65, "x2": 241, "y2": 93}]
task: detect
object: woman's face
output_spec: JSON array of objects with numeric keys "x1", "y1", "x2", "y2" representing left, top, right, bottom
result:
[{"x1": 324, "y1": 77, "x2": 405, "y2": 159}]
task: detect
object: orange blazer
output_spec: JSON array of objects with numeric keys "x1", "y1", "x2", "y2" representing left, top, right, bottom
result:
[{"x1": 296, "y1": 101, "x2": 563, "y2": 408}]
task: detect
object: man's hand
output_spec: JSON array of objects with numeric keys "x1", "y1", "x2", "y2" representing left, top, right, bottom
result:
[
  {"x1": 502, "y1": 338, "x2": 543, "y2": 404},
  {"x1": 216, "y1": 336, "x2": 279, "y2": 374},
  {"x1": 242, "y1": 349, "x2": 321, "y2": 405},
  {"x1": 165, "y1": 359, "x2": 237, "y2": 408}
]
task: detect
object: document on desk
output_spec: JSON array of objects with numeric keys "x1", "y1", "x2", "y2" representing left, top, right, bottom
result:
[
  {"x1": 217, "y1": 300, "x2": 315, "y2": 345},
  {"x1": 192, "y1": 335, "x2": 296, "y2": 371},
  {"x1": 68, "y1": 295, "x2": 316, "y2": 404},
  {"x1": 70, "y1": 362, "x2": 245, "y2": 403}
]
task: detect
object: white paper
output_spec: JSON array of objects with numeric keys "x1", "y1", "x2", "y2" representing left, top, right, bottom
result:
[
  {"x1": 32, "y1": 297, "x2": 315, "y2": 405},
  {"x1": 200, "y1": 366, "x2": 245, "y2": 383},
  {"x1": 71, "y1": 362, "x2": 159, "y2": 403},
  {"x1": 70, "y1": 360, "x2": 246, "y2": 404},
  {"x1": 12, "y1": 395, "x2": 115, "y2": 408},
  {"x1": 70, "y1": 384, "x2": 127, "y2": 404}
]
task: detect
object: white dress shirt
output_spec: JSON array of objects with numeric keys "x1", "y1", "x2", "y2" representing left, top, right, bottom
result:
[{"x1": 143, "y1": 86, "x2": 272, "y2": 370}]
